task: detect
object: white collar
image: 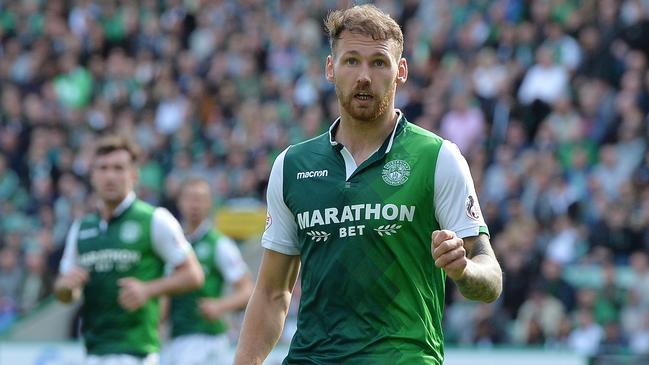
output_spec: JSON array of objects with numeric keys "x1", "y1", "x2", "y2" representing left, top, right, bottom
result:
[
  {"x1": 327, "y1": 109, "x2": 403, "y2": 154},
  {"x1": 186, "y1": 219, "x2": 212, "y2": 242},
  {"x1": 107, "y1": 191, "x2": 136, "y2": 217}
]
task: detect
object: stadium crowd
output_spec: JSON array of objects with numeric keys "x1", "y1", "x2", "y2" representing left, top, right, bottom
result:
[{"x1": 1, "y1": 0, "x2": 649, "y2": 357}]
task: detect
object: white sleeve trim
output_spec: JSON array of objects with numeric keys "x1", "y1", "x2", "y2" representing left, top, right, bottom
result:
[
  {"x1": 214, "y1": 236, "x2": 249, "y2": 283},
  {"x1": 261, "y1": 147, "x2": 301, "y2": 256},
  {"x1": 59, "y1": 220, "x2": 81, "y2": 273},
  {"x1": 434, "y1": 141, "x2": 487, "y2": 238},
  {"x1": 261, "y1": 240, "x2": 301, "y2": 256},
  {"x1": 151, "y1": 208, "x2": 192, "y2": 268},
  {"x1": 454, "y1": 226, "x2": 484, "y2": 239}
]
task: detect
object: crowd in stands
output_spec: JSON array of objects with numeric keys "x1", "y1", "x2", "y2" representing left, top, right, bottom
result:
[{"x1": 1, "y1": 0, "x2": 649, "y2": 357}]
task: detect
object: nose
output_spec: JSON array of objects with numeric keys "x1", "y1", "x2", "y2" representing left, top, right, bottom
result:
[
  {"x1": 356, "y1": 63, "x2": 371, "y2": 87},
  {"x1": 104, "y1": 168, "x2": 117, "y2": 180}
]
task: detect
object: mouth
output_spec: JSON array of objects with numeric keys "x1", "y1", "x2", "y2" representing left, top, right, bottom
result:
[
  {"x1": 103, "y1": 185, "x2": 118, "y2": 193},
  {"x1": 354, "y1": 92, "x2": 373, "y2": 101}
]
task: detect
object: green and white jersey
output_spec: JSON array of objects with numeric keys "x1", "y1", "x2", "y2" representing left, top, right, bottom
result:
[
  {"x1": 262, "y1": 112, "x2": 488, "y2": 365},
  {"x1": 169, "y1": 220, "x2": 248, "y2": 338},
  {"x1": 59, "y1": 192, "x2": 192, "y2": 356}
]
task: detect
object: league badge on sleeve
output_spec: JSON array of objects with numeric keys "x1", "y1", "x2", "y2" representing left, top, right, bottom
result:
[
  {"x1": 465, "y1": 195, "x2": 481, "y2": 221},
  {"x1": 265, "y1": 213, "x2": 272, "y2": 231}
]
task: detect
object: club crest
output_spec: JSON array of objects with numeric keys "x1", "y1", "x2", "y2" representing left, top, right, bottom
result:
[
  {"x1": 195, "y1": 242, "x2": 210, "y2": 259},
  {"x1": 382, "y1": 159, "x2": 411, "y2": 186},
  {"x1": 120, "y1": 221, "x2": 141, "y2": 243}
]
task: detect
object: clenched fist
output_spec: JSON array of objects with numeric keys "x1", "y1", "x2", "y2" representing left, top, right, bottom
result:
[
  {"x1": 58, "y1": 266, "x2": 89, "y2": 291},
  {"x1": 431, "y1": 230, "x2": 467, "y2": 281},
  {"x1": 199, "y1": 298, "x2": 226, "y2": 321},
  {"x1": 118, "y1": 277, "x2": 151, "y2": 311}
]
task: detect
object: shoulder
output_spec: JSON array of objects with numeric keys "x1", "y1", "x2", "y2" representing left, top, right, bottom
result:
[
  {"x1": 207, "y1": 228, "x2": 227, "y2": 246},
  {"x1": 284, "y1": 132, "x2": 331, "y2": 160},
  {"x1": 437, "y1": 140, "x2": 467, "y2": 165},
  {"x1": 151, "y1": 206, "x2": 179, "y2": 224},
  {"x1": 401, "y1": 122, "x2": 445, "y2": 150},
  {"x1": 131, "y1": 199, "x2": 157, "y2": 216},
  {"x1": 215, "y1": 233, "x2": 238, "y2": 252},
  {"x1": 79, "y1": 212, "x2": 100, "y2": 226},
  {"x1": 389, "y1": 121, "x2": 446, "y2": 162},
  {"x1": 210, "y1": 229, "x2": 242, "y2": 257}
]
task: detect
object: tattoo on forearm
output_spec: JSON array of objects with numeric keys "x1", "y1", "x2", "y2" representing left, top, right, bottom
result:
[
  {"x1": 467, "y1": 235, "x2": 492, "y2": 259},
  {"x1": 456, "y1": 235, "x2": 502, "y2": 303}
]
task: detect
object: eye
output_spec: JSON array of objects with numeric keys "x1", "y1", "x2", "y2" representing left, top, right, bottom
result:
[
  {"x1": 374, "y1": 59, "x2": 386, "y2": 67},
  {"x1": 345, "y1": 58, "x2": 358, "y2": 65}
]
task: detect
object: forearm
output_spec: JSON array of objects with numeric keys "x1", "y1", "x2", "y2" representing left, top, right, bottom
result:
[
  {"x1": 234, "y1": 287, "x2": 291, "y2": 365},
  {"x1": 159, "y1": 296, "x2": 170, "y2": 321},
  {"x1": 146, "y1": 259, "x2": 204, "y2": 297},
  {"x1": 212, "y1": 276, "x2": 253, "y2": 312},
  {"x1": 454, "y1": 255, "x2": 502, "y2": 302},
  {"x1": 215, "y1": 293, "x2": 248, "y2": 312},
  {"x1": 453, "y1": 233, "x2": 502, "y2": 303}
]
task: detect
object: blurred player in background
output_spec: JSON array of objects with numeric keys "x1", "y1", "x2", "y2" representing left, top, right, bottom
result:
[
  {"x1": 161, "y1": 176, "x2": 253, "y2": 365},
  {"x1": 235, "y1": 5, "x2": 502, "y2": 365},
  {"x1": 54, "y1": 134, "x2": 204, "y2": 365}
]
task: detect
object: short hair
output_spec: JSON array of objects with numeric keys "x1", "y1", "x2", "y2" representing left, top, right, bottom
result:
[
  {"x1": 324, "y1": 4, "x2": 404, "y2": 58},
  {"x1": 93, "y1": 134, "x2": 141, "y2": 164},
  {"x1": 179, "y1": 175, "x2": 212, "y2": 198}
]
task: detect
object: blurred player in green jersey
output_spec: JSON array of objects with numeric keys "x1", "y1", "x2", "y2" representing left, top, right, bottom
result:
[
  {"x1": 235, "y1": 5, "x2": 502, "y2": 365},
  {"x1": 54, "y1": 135, "x2": 204, "y2": 365},
  {"x1": 162, "y1": 177, "x2": 252, "y2": 365}
]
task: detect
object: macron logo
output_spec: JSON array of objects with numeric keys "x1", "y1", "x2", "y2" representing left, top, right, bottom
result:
[{"x1": 297, "y1": 169, "x2": 328, "y2": 180}]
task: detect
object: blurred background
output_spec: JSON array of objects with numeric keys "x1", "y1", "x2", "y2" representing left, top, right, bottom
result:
[{"x1": 1, "y1": 0, "x2": 649, "y2": 364}]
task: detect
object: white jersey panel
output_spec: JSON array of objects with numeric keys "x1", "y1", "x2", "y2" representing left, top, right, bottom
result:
[
  {"x1": 214, "y1": 236, "x2": 248, "y2": 283},
  {"x1": 59, "y1": 219, "x2": 81, "y2": 273},
  {"x1": 151, "y1": 208, "x2": 193, "y2": 267},
  {"x1": 433, "y1": 140, "x2": 487, "y2": 238},
  {"x1": 261, "y1": 148, "x2": 300, "y2": 255}
]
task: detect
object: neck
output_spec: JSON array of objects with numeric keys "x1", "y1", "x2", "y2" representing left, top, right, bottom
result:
[
  {"x1": 337, "y1": 109, "x2": 397, "y2": 165},
  {"x1": 186, "y1": 220, "x2": 203, "y2": 235},
  {"x1": 100, "y1": 201, "x2": 120, "y2": 221},
  {"x1": 99, "y1": 193, "x2": 129, "y2": 221}
]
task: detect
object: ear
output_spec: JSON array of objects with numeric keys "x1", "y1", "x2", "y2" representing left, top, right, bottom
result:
[
  {"x1": 326, "y1": 55, "x2": 335, "y2": 83},
  {"x1": 89, "y1": 166, "x2": 98, "y2": 187},
  {"x1": 131, "y1": 165, "x2": 140, "y2": 185},
  {"x1": 396, "y1": 57, "x2": 408, "y2": 85}
]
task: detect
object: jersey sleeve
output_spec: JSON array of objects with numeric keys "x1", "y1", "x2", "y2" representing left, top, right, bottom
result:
[
  {"x1": 261, "y1": 148, "x2": 300, "y2": 255},
  {"x1": 151, "y1": 207, "x2": 193, "y2": 267},
  {"x1": 433, "y1": 140, "x2": 488, "y2": 238},
  {"x1": 214, "y1": 236, "x2": 249, "y2": 283},
  {"x1": 59, "y1": 220, "x2": 81, "y2": 273}
]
